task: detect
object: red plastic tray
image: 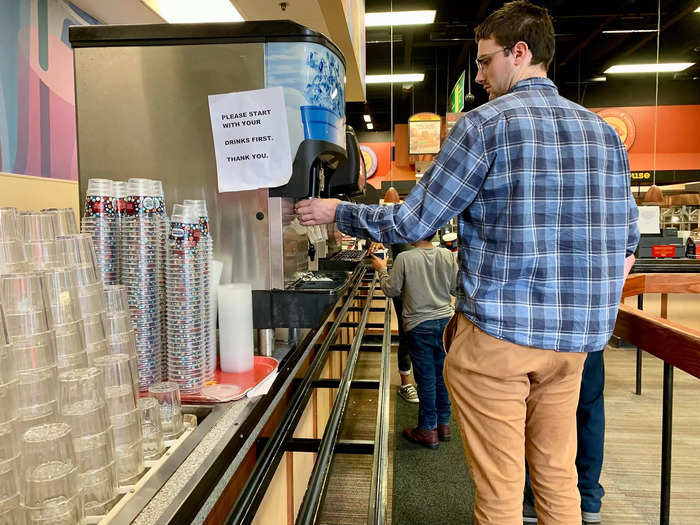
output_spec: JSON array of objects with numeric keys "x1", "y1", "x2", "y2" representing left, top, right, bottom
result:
[{"x1": 179, "y1": 356, "x2": 278, "y2": 404}]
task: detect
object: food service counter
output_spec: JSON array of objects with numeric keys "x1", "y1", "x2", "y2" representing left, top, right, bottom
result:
[{"x1": 108, "y1": 263, "x2": 370, "y2": 524}]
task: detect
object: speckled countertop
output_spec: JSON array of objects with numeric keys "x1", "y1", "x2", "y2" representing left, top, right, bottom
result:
[{"x1": 131, "y1": 343, "x2": 299, "y2": 525}]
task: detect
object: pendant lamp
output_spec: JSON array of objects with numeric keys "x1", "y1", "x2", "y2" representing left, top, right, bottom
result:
[
  {"x1": 383, "y1": 187, "x2": 400, "y2": 204},
  {"x1": 643, "y1": 184, "x2": 665, "y2": 205}
]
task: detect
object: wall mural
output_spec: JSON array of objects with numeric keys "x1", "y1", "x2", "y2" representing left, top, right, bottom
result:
[{"x1": 0, "y1": 0, "x2": 99, "y2": 180}]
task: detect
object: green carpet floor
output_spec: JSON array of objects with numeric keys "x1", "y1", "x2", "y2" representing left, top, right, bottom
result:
[{"x1": 392, "y1": 396, "x2": 475, "y2": 524}]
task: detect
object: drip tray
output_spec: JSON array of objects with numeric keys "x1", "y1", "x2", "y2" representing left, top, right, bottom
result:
[{"x1": 252, "y1": 271, "x2": 353, "y2": 329}]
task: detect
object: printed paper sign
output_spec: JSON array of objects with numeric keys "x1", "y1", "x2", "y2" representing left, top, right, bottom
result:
[
  {"x1": 638, "y1": 206, "x2": 660, "y2": 234},
  {"x1": 208, "y1": 87, "x2": 293, "y2": 192}
]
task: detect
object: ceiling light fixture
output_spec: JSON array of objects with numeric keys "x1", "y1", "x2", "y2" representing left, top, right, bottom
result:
[
  {"x1": 363, "y1": 115, "x2": 372, "y2": 122},
  {"x1": 695, "y1": 6, "x2": 700, "y2": 12},
  {"x1": 145, "y1": 0, "x2": 244, "y2": 23},
  {"x1": 604, "y1": 63, "x2": 694, "y2": 74},
  {"x1": 366, "y1": 73, "x2": 425, "y2": 84},
  {"x1": 365, "y1": 10, "x2": 436, "y2": 27},
  {"x1": 590, "y1": 76, "x2": 607, "y2": 82},
  {"x1": 367, "y1": 123, "x2": 374, "y2": 130},
  {"x1": 602, "y1": 29, "x2": 658, "y2": 34}
]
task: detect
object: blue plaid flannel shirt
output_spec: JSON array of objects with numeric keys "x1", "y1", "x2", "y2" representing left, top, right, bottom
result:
[{"x1": 337, "y1": 77, "x2": 640, "y2": 352}]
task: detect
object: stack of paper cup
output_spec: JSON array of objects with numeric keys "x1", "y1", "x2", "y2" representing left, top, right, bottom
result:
[{"x1": 218, "y1": 283, "x2": 254, "y2": 373}]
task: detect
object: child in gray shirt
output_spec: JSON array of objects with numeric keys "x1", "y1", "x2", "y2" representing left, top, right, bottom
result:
[{"x1": 371, "y1": 233, "x2": 458, "y2": 449}]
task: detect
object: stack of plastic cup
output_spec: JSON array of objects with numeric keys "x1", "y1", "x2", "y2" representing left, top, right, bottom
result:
[
  {"x1": 20, "y1": 213, "x2": 61, "y2": 271},
  {"x1": 19, "y1": 212, "x2": 56, "y2": 244},
  {"x1": 94, "y1": 355, "x2": 144, "y2": 485},
  {"x1": 183, "y1": 199, "x2": 214, "y2": 380},
  {"x1": 0, "y1": 208, "x2": 20, "y2": 242},
  {"x1": 152, "y1": 180, "x2": 169, "y2": 376},
  {"x1": 0, "y1": 240, "x2": 28, "y2": 276},
  {"x1": 11, "y1": 332, "x2": 59, "y2": 434},
  {"x1": 165, "y1": 204, "x2": 207, "y2": 394},
  {"x1": 0, "y1": 343, "x2": 20, "y2": 513},
  {"x1": 1, "y1": 273, "x2": 48, "y2": 339},
  {"x1": 137, "y1": 397, "x2": 164, "y2": 460},
  {"x1": 82, "y1": 178, "x2": 119, "y2": 285},
  {"x1": 56, "y1": 233, "x2": 98, "y2": 275},
  {"x1": 81, "y1": 314, "x2": 109, "y2": 367},
  {"x1": 113, "y1": 181, "x2": 128, "y2": 282},
  {"x1": 58, "y1": 368, "x2": 117, "y2": 514},
  {"x1": 121, "y1": 179, "x2": 163, "y2": 391},
  {"x1": 53, "y1": 322, "x2": 89, "y2": 377},
  {"x1": 40, "y1": 209, "x2": 78, "y2": 238},
  {"x1": 148, "y1": 382, "x2": 184, "y2": 441},
  {"x1": 103, "y1": 285, "x2": 139, "y2": 399},
  {"x1": 70, "y1": 264, "x2": 106, "y2": 320},
  {"x1": 41, "y1": 268, "x2": 81, "y2": 328},
  {"x1": 19, "y1": 422, "x2": 83, "y2": 523}
]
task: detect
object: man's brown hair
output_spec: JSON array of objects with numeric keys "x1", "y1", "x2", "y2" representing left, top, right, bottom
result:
[{"x1": 474, "y1": 1, "x2": 555, "y2": 69}]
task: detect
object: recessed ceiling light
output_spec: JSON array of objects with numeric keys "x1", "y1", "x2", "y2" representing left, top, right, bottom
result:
[
  {"x1": 602, "y1": 29, "x2": 658, "y2": 34},
  {"x1": 366, "y1": 73, "x2": 425, "y2": 84},
  {"x1": 590, "y1": 76, "x2": 607, "y2": 82},
  {"x1": 365, "y1": 10, "x2": 436, "y2": 27},
  {"x1": 145, "y1": 0, "x2": 244, "y2": 23},
  {"x1": 367, "y1": 123, "x2": 374, "y2": 130},
  {"x1": 363, "y1": 115, "x2": 372, "y2": 122},
  {"x1": 605, "y1": 63, "x2": 694, "y2": 74}
]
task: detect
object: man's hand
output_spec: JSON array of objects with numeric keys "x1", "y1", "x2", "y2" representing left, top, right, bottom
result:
[
  {"x1": 369, "y1": 253, "x2": 387, "y2": 272},
  {"x1": 295, "y1": 198, "x2": 341, "y2": 226},
  {"x1": 369, "y1": 242, "x2": 385, "y2": 253}
]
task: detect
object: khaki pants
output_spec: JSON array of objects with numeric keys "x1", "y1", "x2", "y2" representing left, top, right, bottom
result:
[{"x1": 443, "y1": 314, "x2": 587, "y2": 525}]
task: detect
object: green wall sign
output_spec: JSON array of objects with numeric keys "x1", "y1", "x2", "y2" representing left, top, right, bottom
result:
[{"x1": 449, "y1": 71, "x2": 465, "y2": 113}]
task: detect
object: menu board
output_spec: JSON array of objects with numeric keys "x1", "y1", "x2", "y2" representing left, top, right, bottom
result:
[{"x1": 409, "y1": 113, "x2": 442, "y2": 155}]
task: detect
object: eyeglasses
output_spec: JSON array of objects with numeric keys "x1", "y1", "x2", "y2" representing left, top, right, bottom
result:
[{"x1": 475, "y1": 46, "x2": 514, "y2": 72}]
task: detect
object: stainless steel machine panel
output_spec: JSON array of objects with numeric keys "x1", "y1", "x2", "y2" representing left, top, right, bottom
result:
[{"x1": 74, "y1": 42, "x2": 305, "y2": 289}]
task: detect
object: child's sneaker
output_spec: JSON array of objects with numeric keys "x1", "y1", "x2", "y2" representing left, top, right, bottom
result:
[{"x1": 398, "y1": 384, "x2": 419, "y2": 403}]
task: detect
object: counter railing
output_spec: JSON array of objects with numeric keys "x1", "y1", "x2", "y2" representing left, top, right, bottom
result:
[
  {"x1": 616, "y1": 273, "x2": 700, "y2": 525},
  {"x1": 295, "y1": 271, "x2": 379, "y2": 523},
  {"x1": 223, "y1": 267, "x2": 369, "y2": 524},
  {"x1": 368, "y1": 290, "x2": 393, "y2": 525}
]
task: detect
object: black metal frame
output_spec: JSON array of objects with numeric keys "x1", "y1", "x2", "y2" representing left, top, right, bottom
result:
[
  {"x1": 223, "y1": 268, "x2": 368, "y2": 524},
  {"x1": 629, "y1": 291, "x2": 677, "y2": 525},
  {"x1": 295, "y1": 273, "x2": 378, "y2": 523},
  {"x1": 635, "y1": 293, "x2": 644, "y2": 395},
  {"x1": 368, "y1": 295, "x2": 392, "y2": 525}
]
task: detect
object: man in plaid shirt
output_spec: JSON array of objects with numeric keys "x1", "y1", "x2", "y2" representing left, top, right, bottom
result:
[{"x1": 297, "y1": 1, "x2": 639, "y2": 522}]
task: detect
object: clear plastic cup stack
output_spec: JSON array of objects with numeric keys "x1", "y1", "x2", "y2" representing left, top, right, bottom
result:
[
  {"x1": 40, "y1": 209, "x2": 78, "y2": 238},
  {"x1": 137, "y1": 397, "x2": 164, "y2": 460},
  {"x1": 1, "y1": 273, "x2": 48, "y2": 339},
  {"x1": 103, "y1": 285, "x2": 139, "y2": 399},
  {"x1": 0, "y1": 208, "x2": 20, "y2": 242},
  {"x1": 120, "y1": 179, "x2": 163, "y2": 391},
  {"x1": 81, "y1": 314, "x2": 109, "y2": 367},
  {"x1": 148, "y1": 382, "x2": 184, "y2": 441},
  {"x1": 55, "y1": 233, "x2": 98, "y2": 274},
  {"x1": 11, "y1": 331, "x2": 59, "y2": 434},
  {"x1": 19, "y1": 213, "x2": 56, "y2": 243},
  {"x1": 58, "y1": 367, "x2": 118, "y2": 513},
  {"x1": 183, "y1": 199, "x2": 214, "y2": 380},
  {"x1": 0, "y1": 240, "x2": 28, "y2": 276},
  {"x1": 70, "y1": 264, "x2": 106, "y2": 321},
  {"x1": 113, "y1": 181, "x2": 128, "y2": 282},
  {"x1": 82, "y1": 178, "x2": 119, "y2": 285},
  {"x1": 93, "y1": 355, "x2": 144, "y2": 485},
  {"x1": 19, "y1": 422, "x2": 83, "y2": 523},
  {"x1": 152, "y1": 180, "x2": 169, "y2": 377},
  {"x1": 165, "y1": 204, "x2": 207, "y2": 394}
]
